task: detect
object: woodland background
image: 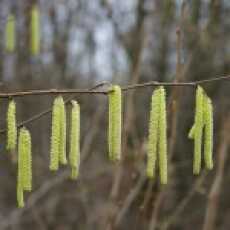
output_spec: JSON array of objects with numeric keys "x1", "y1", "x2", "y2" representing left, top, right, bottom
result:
[{"x1": 0, "y1": 0, "x2": 230, "y2": 230}]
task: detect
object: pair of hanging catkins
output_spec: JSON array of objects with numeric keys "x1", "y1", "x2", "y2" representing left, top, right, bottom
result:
[
  {"x1": 5, "y1": 5, "x2": 40, "y2": 55},
  {"x1": 189, "y1": 86, "x2": 213, "y2": 175},
  {"x1": 50, "y1": 97, "x2": 80, "y2": 179},
  {"x1": 6, "y1": 100, "x2": 32, "y2": 207},
  {"x1": 147, "y1": 86, "x2": 168, "y2": 185}
]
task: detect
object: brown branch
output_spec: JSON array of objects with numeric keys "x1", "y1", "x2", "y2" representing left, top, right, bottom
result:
[
  {"x1": 0, "y1": 74, "x2": 230, "y2": 98},
  {"x1": 0, "y1": 82, "x2": 110, "y2": 134}
]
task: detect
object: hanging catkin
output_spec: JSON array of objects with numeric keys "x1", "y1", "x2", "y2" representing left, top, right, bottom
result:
[
  {"x1": 147, "y1": 88, "x2": 160, "y2": 179},
  {"x1": 17, "y1": 129, "x2": 24, "y2": 208},
  {"x1": 6, "y1": 99, "x2": 17, "y2": 151},
  {"x1": 30, "y1": 5, "x2": 40, "y2": 55},
  {"x1": 5, "y1": 14, "x2": 15, "y2": 52},
  {"x1": 204, "y1": 95, "x2": 213, "y2": 170},
  {"x1": 108, "y1": 85, "x2": 122, "y2": 161},
  {"x1": 193, "y1": 86, "x2": 204, "y2": 175},
  {"x1": 22, "y1": 128, "x2": 32, "y2": 191},
  {"x1": 17, "y1": 127, "x2": 32, "y2": 208},
  {"x1": 50, "y1": 97, "x2": 61, "y2": 171},
  {"x1": 69, "y1": 100, "x2": 80, "y2": 179},
  {"x1": 158, "y1": 86, "x2": 168, "y2": 185},
  {"x1": 58, "y1": 97, "x2": 67, "y2": 165}
]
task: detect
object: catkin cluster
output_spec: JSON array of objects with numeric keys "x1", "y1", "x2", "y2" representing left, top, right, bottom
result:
[
  {"x1": 5, "y1": 14, "x2": 15, "y2": 52},
  {"x1": 188, "y1": 86, "x2": 213, "y2": 174},
  {"x1": 6, "y1": 100, "x2": 17, "y2": 151},
  {"x1": 108, "y1": 85, "x2": 122, "y2": 161},
  {"x1": 147, "y1": 87, "x2": 167, "y2": 185},
  {"x1": 17, "y1": 127, "x2": 32, "y2": 208},
  {"x1": 69, "y1": 100, "x2": 80, "y2": 179},
  {"x1": 30, "y1": 5, "x2": 40, "y2": 55},
  {"x1": 50, "y1": 96, "x2": 67, "y2": 171},
  {"x1": 4, "y1": 6, "x2": 40, "y2": 55}
]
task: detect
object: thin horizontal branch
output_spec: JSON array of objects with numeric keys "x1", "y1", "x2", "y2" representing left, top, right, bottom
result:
[
  {"x1": 0, "y1": 75, "x2": 229, "y2": 134},
  {"x1": 0, "y1": 89, "x2": 110, "y2": 98},
  {"x1": 0, "y1": 74, "x2": 230, "y2": 98},
  {"x1": 0, "y1": 82, "x2": 109, "y2": 134}
]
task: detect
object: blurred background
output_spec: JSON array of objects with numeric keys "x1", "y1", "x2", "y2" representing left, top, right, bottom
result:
[{"x1": 0, "y1": 0, "x2": 230, "y2": 229}]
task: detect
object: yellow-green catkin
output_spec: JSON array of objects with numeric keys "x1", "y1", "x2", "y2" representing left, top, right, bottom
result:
[
  {"x1": 108, "y1": 85, "x2": 122, "y2": 161},
  {"x1": 17, "y1": 127, "x2": 32, "y2": 207},
  {"x1": 6, "y1": 99, "x2": 17, "y2": 151},
  {"x1": 30, "y1": 5, "x2": 40, "y2": 55},
  {"x1": 22, "y1": 128, "x2": 32, "y2": 191},
  {"x1": 193, "y1": 86, "x2": 204, "y2": 175},
  {"x1": 17, "y1": 183, "x2": 24, "y2": 208},
  {"x1": 158, "y1": 87, "x2": 168, "y2": 185},
  {"x1": 58, "y1": 97, "x2": 67, "y2": 165},
  {"x1": 50, "y1": 97, "x2": 61, "y2": 171},
  {"x1": 17, "y1": 128, "x2": 24, "y2": 207},
  {"x1": 147, "y1": 88, "x2": 160, "y2": 179},
  {"x1": 204, "y1": 96, "x2": 213, "y2": 170},
  {"x1": 69, "y1": 101, "x2": 80, "y2": 179},
  {"x1": 5, "y1": 14, "x2": 15, "y2": 52}
]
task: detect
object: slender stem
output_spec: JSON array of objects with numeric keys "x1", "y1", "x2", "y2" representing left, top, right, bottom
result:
[{"x1": 0, "y1": 74, "x2": 230, "y2": 98}]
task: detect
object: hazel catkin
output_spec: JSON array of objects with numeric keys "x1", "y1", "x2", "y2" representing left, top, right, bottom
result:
[
  {"x1": 5, "y1": 14, "x2": 15, "y2": 52},
  {"x1": 147, "y1": 88, "x2": 160, "y2": 179},
  {"x1": 6, "y1": 99, "x2": 17, "y2": 151},
  {"x1": 204, "y1": 96, "x2": 213, "y2": 170},
  {"x1": 58, "y1": 97, "x2": 67, "y2": 165},
  {"x1": 30, "y1": 5, "x2": 40, "y2": 55},
  {"x1": 17, "y1": 127, "x2": 32, "y2": 207},
  {"x1": 158, "y1": 87, "x2": 168, "y2": 185},
  {"x1": 50, "y1": 97, "x2": 61, "y2": 171},
  {"x1": 108, "y1": 85, "x2": 122, "y2": 161},
  {"x1": 193, "y1": 86, "x2": 204, "y2": 175},
  {"x1": 69, "y1": 100, "x2": 80, "y2": 179}
]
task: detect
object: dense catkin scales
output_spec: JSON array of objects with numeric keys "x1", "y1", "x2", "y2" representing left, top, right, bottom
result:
[
  {"x1": 6, "y1": 100, "x2": 17, "y2": 151},
  {"x1": 5, "y1": 14, "x2": 15, "y2": 52},
  {"x1": 204, "y1": 96, "x2": 213, "y2": 170},
  {"x1": 22, "y1": 129, "x2": 32, "y2": 191},
  {"x1": 158, "y1": 87, "x2": 168, "y2": 185},
  {"x1": 147, "y1": 88, "x2": 160, "y2": 179},
  {"x1": 17, "y1": 129, "x2": 24, "y2": 208},
  {"x1": 193, "y1": 86, "x2": 204, "y2": 175},
  {"x1": 69, "y1": 101, "x2": 80, "y2": 179},
  {"x1": 50, "y1": 97, "x2": 61, "y2": 171},
  {"x1": 30, "y1": 5, "x2": 40, "y2": 55},
  {"x1": 58, "y1": 97, "x2": 67, "y2": 165},
  {"x1": 108, "y1": 85, "x2": 122, "y2": 161},
  {"x1": 17, "y1": 127, "x2": 32, "y2": 208}
]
